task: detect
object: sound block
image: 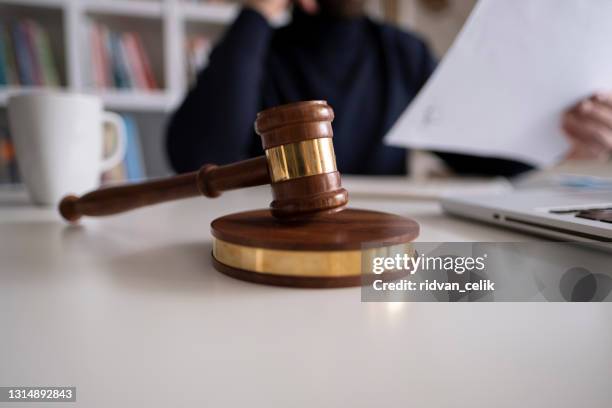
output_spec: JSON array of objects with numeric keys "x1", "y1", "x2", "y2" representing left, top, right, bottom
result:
[{"x1": 211, "y1": 208, "x2": 419, "y2": 288}]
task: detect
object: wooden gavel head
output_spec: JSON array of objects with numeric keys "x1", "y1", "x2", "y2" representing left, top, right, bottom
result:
[
  {"x1": 254, "y1": 100, "x2": 348, "y2": 219},
  {"x1": 58, "y1": 100, "x2": 348, "y2": 222}
]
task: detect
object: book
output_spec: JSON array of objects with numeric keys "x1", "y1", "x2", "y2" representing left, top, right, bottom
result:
[
  {"x1": 119, "y1": 32, "x2": 143, "y2": 90},
  {"x1": 0, "y1": 25, "x2": 6, "y2": 86},
  {"x1": 122, "y1": 115, "x2": 145, "y2": 180},
  {"x1": 22, "y1": 20, "x2": 44, "y2": 86},
  {"x1": 4, "y1": 20, "x2": 60, "y2": 87},
  {"x1": 109, "y1": 31, "x2": 131, "y2": 89},
  {"x1": 12, "y1": 22, "x2": 35, "y2": 85},
  {"x1": 0, "y1": 128, "x2": 19, "y2": 184},
  {"x1": 1, "y1": 23, "x2": 19, "y2": 85},
  {"x1": 87, "y1": 23, "x2": 159, "y2": 91},
  {"x1": 0, "y1": 133, "x2": 10, "y2": 184},
  {"x1": 122, "y1": 32, "x2": 147, "y2": 90},
  {"x1": 99, "y1": 25, "x2": 113, "y2": 88},
  {"x1": 89, "y1": 23, "x2": 104, "y2": 88},
  {"x1": 32, "y1": 20, "x2": 60, "y2": 86},
  {"x1": 131, "y1": 32, "x2": 158, "y2": 89}
]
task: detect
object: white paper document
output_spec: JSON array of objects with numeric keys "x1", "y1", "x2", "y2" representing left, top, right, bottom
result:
[{"x1": 385, "y1": 0, "x2": 612, "y2": 167}]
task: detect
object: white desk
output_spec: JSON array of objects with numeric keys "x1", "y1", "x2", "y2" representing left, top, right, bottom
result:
[{"x1": 1, "y1": 179, "x2": 611, "y2": 408}]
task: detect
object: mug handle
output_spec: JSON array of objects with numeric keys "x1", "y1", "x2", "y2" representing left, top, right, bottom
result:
[{"x1": 100, "y1": 111, "x2": 128, "y2": 172}]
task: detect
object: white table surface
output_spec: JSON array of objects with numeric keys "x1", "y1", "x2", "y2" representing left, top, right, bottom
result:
[{"x1": 1, "y1": 178, "x2": 611, "y2": 408}]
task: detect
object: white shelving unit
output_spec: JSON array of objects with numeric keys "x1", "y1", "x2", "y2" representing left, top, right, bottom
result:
[{"x1": 0, "y1": 0, "x2": 240, "y2": 112}]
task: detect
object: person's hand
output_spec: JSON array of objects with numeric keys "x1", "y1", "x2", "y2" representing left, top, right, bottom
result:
[
  {"x1": 245, "y1": 0, "x2": 318, "y2": 22},
  {"x1": 562, "y1": 92, "x2": 612, "y2": 160}
]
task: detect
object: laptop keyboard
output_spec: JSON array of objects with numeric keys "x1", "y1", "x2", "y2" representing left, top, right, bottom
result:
[{"x1": 549, "y1": 207, "x2": 612, "y2": 223}]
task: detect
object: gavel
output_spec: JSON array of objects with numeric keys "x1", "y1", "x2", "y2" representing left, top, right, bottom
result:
[{"x1": 59, "y1": 101, "x2": 349, "y2": 222}]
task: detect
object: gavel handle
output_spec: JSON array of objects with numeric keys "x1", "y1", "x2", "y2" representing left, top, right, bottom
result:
[{"x1": 59, "y1": 156, "x2": 270, "y2": 222}]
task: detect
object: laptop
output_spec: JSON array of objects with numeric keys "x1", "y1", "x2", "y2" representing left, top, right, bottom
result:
[{"x1": 441, "y1": 190, "x2": 612, "y2": 245}]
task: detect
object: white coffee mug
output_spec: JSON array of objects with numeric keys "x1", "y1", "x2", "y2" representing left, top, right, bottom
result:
[{"x1": 8, "y1": 92, "x2": 127, "y2": 206}]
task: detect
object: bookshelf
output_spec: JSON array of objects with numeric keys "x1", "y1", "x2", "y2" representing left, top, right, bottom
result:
[
  {"x1": 0, "y1": 0, "x2": 387, "y2": 178},
  {"x1": 0, "y1": 0, "x2": 240, "y2": 112}
]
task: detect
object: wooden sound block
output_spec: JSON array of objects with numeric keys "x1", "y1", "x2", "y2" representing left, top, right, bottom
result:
[{"x1": 211, "y1": 208, "x2": 420, "y2": 288}]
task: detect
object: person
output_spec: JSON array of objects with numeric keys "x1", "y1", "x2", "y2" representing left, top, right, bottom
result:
[{"x1": 166, "y1": 0, "x2": 612, "y2": 176}]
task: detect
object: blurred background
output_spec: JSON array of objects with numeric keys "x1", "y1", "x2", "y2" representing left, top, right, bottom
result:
[{"x1": 0, "y1": 0, "x2": 477, "y2": 183}]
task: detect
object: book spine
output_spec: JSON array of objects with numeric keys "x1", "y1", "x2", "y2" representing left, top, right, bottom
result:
[
  {"x1": 122, "y1": 115, "x2": 145, "y2": 180},
  {"x1": 109, "y1": 31, "x2": 131, "y2": 89},
  {"x1": 122, "y1": 32, "x2": 148, "y2": 90},
  {"x1": 108, "y1": 31, "x2": 122, "y2": 88},
  {"x1": 99, "y1": 25, "x2": 113, "y2": 88},
  {"x1": 22, "y1": 20, "x2": 44, "y2": 86},
  {"x1": 0, "y1": 131, "x2": 19, "y2": 184},
  {"x1": 13, "y1": 22, "x2": 35, "y2": 85},
  {"x1": 87, "y1": 23, "x2": 104, "y2": 88},
  {"x1": 36, "y1": 21, "x2": 60, "y2": 86},
  {"x1": 118, "y1": 33, "x2": 138, "y2": 90},
  {"x1": 132, "y1": 33, "x2": 158, "y2": 89},
  {"x1": 3, "y1": 23, "x2": 20, "y2": 85},
  {"x1": 0, "y1": 132, "x2": 10, "y2": 184},
  {"x1": 0, "y1": 23, "x2": 7, "y2": 86},
  {"x1": 89, "y1": 23, "x2": 102, "y2": 88}
]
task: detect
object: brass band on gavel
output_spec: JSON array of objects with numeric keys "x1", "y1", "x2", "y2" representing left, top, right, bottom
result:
[{"x1": 266, "y1": 138, "x2": 338, "y2": 183}]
